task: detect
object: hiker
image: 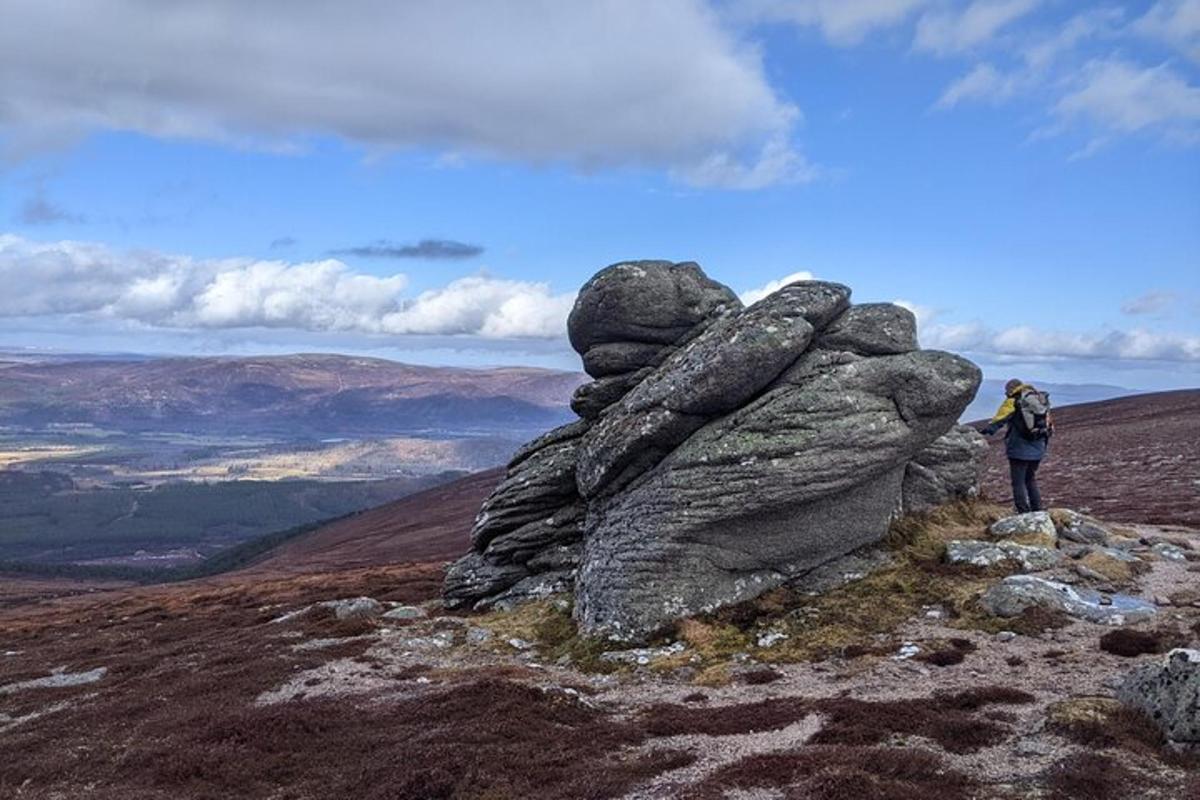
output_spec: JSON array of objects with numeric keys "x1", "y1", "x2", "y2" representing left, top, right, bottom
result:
[{"x1": 980, "y1": 379, "x2": 1052, "y2": 514}]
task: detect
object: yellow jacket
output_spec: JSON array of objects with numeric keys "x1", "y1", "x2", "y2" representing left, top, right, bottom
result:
[{"x1": 990, "y1": 382, "x2": 1033, "y2": 423}]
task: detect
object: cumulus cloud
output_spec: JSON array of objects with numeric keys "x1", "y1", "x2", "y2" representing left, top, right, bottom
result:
[
  {"x1": 920, "y1": 320, "x2": 1200, "y2": 362},
  {"x1": 0, "y1": 0, "x2": 804, "y2": 188},
  {"x1": 739, "y1": 270, "x2": 816, "y2": 305},
  {"x1": 914, "y1": 0, "x2": 1041, "y2": 55},
  {"x1": 0, "y1": 234, "x2": 572, "y2": 338},
  {"x1": 1121, "y1": 290, "x2": 1177, "y2": 315},
  {"x1": 330, "y1": 239, "x2": 484, "y2": 260},
  {"x1": 737, "y1": 0, "x2": 931, "y2": 45}
]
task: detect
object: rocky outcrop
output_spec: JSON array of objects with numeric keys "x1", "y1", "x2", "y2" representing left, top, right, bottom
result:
[{"x1": 445, "y1": 260, "x2": 983, "y2": 638}]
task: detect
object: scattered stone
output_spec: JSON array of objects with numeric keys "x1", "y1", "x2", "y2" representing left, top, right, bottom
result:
[
  {"x1": 1117, "y1": 649, "x2": 1200, "y2": 744},
  {"x1": 320, "y1": 597, "x2": 384, "y2": 620},
  {"x1": 988, "y1": 512, "x2": 1058, "y2": 548},
  {"x1": 382, "y1": 606, "x2": 426, "y2": 621},
  {"x1": 506, "y1": 638, "x2": 533, "y2": 651},
  {"x1": 756, "y1": 631, "x2": 789, "y2": 648},
  {"x1": 893, "y1": 642, "x2": 921, "y2": 660},
  {"x1": 599, "y1": 641, "x2": 687, "y2": 666},
  {"x1": 995, "y1": 631, "x2": 1017, "y2": 642},
  {"x1": 945, "y1": 540, "x2": 1063, "y2": 571},
  {"x1": 465, "y1": 627, "x2": 494, "y2": 645},
  {"x1": 1151, "y1": 542, "x2": 1188, "y2": 562},
  {"x1": 0, "y1": 667, "x2": 108, "y2": 695},
  {"x1": 979, "y1": 575, "x2": 1157, "y2": 626},
  {"x1": 1050, "y1": 508, "x2": 1111, "y2": 546}
]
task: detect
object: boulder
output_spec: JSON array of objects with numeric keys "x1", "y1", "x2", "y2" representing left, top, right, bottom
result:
[
  {"x1": 944, "y1": 540, "x2": 1063, "y2": 572},
  {"x1": 567, "y1": 260, "x2": 740, "y2": 354},
  {"x1": 818, "y1": 302, "x2": 917, "y2": 355},
  {"x1": 902, "y1": 425, "x2": 989, "y2": 513},
  {"x1": 445, "y1": 261, "x2": 985, "y2": 639},
  {"x1": 979, "y1": 575, "x2": 1157, "y2": 625},
  {"x1": 1076, "y1": 548, "x2": 1144, "y2": 584},
  {"x1": 988, "y1": 512, "x2": 1058, "y2": 548},
  {"x1": 1117, "y1": 649, "x2": 1200, "y2": 744}
]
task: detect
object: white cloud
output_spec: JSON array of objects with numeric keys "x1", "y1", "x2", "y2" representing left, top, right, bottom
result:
[
  {"x1": 0, "y1": 234, "x2": 573, "y2": 339},
  {"x1": 1135, "y1": 0, "x2": 1200, "y2": 63},
  {"x1": 921, "y1": 320, "x2": 1200, "y2": 362},
  {"x1": 915, "y1": 0, "x2": 1041, "y2": 55},
  {"x1": 1121, "y1": 290, "x2": 1177, "y2": 316},
  {"x1": 672, "y1": 134, "x2": 817, "y2": 189},
  {"x1": 0, "y1": 0, "x2": 802, "y2": 188},
  {"x1": 737, "y1": 0, "x2": 930, "y2": 45},
  {"x1": 1053, "y1": 58, "x2": 1200, "y2": 141},
  {"x1": 739, "y1": 270, "x2": 816, "y2": 304},
  {"x1": 935, "y1": 63, "x2": 1022, "y2": 108}
]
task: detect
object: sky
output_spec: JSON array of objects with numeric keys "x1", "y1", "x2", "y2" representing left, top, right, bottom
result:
[{"x1": 1, "y1": 0, "x2": 1198, "y2": 390}]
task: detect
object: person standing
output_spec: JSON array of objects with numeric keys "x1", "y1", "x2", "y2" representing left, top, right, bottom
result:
[{"x1": 981, "y1": 378, "x2": 1052, "y2": 513}]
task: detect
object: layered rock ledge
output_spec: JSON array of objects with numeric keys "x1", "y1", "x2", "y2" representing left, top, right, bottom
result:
[{"x1": 445, "y1": 260, "x2": 986, "y2": 640}]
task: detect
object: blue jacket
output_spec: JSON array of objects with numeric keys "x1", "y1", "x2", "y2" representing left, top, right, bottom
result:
[{"x1": 983, "y1": 392, "x2": 1049, "y2": 461}]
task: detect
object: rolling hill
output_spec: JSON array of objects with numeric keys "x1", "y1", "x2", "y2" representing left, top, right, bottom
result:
[{"x1": 0, "y1": 353, "x2": 584, "y2": 437}]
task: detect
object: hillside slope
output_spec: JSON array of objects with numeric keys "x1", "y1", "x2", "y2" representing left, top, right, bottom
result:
[
  {"x1": 0, "y1": 353, "x2": 584, "y2": 436},
  {"x1": 978, "y1": 389, "x2": 1199, "y2": 527},
  {"x1": 240, "y1": 468, "x2": 501, "y2": 575}
]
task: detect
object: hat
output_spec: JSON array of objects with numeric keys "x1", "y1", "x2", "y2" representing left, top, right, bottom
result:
[{"x1": 1004, "y1": 379, "x2": 1023, "y2": 396}]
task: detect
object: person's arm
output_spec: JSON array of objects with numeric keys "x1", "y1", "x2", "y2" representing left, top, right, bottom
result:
[{"x1": 980, "y1": 397, "x2": 1016, "y2": 436}]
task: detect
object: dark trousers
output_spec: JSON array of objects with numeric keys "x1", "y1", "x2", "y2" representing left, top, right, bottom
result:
[{"x1": 1009, "y1": 458, "x2": 1042, "y2": 513}]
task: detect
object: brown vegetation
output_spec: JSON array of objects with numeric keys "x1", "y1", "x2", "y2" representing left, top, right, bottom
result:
[
  {"x1": 1098, "y1": 627, "x2": 1188, "y2": 657},
  {"x1": 687, "y1": 746, "x2": 977, "y2": 800},
  {"x1": 640, "y1": 686, "x2": 1034, "y2": 754}
]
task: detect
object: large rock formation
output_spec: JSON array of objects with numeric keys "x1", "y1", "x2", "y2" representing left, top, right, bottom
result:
[{"x1": 444, "y1": 260, "x2": 984, "y2": 640}]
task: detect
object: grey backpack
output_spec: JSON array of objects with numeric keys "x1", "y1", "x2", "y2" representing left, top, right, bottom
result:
[{"x1": 1014, "y1": 388, "x2": 1052, "y2": 440}]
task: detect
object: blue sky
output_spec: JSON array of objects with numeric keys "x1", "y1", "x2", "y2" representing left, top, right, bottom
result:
[{"x1": 1, "y1": 0, "x2": 1198, "y2": 389}]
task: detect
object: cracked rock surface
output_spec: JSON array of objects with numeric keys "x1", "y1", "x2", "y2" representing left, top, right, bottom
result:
[{"x1": 446, "y1": 261, "x2": 985, "y2": 639}]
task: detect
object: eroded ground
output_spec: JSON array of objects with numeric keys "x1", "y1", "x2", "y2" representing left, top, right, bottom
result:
[{"x1": 2, "y1": 510, "x2": 1198, "y2": 799}]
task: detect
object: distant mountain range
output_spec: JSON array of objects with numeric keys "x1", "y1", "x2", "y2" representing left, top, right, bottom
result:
[{"x1": 0, "y1": 353, "x2": 585, "y2": 438}]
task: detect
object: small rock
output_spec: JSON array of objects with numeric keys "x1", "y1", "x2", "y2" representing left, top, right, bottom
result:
[
  {"x1": 946, "y1": 539, "x2": 1062, "y2": 571},
  {"x1": 995, "y1": 631, "x2": 1017, "y2": 642},
  {"x1": 599, "y1": 641, "x2": 686, "y2": 665},
  {"x1": 382, "y1": 605, "x2": 426, "y2": 621},
  {"x1": 306, "y1": 597, "x2": 384, "y2": 620},
  {"x1": 892, "y1": 642, "x2": 921, "y2": 660},
  {"x1": 757, "y1": 631, "x2": 789, "y2": 648},
  {"x1": 1050, "y1": 509, "x2": 1111, "y2": 546},
  {"x1": 988, "y1": 512, "x2": 1058, "y2": 548},
  {"x1": 1151, "y1": 543, "x2": 1188, "y2": 562},
  {"x1": 507, "y1": 637, "x2": 534, "y2": 651},
  {"x1": 466, "y1": 627, "x2": 494, "y2": 645},
  {"x1": 979, "y1": 575, "x2": 1157, "y2": 625}
]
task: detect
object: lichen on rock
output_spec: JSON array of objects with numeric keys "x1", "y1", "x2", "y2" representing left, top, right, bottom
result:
[{"x1": 444, "y1": 260, "x2": 986, "y2": 638}]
